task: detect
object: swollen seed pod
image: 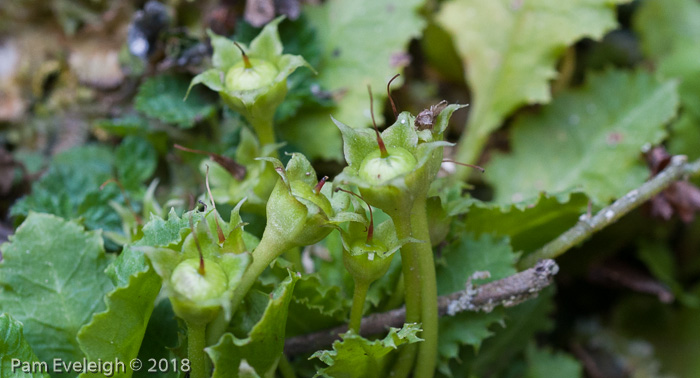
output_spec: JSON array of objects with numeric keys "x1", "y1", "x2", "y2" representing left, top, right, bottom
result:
[
  {"x1": 358, "y1": 147, "x2": 417, "y2": 185},
  {"x1": 188, "y1": 17, "x2": 313, "y2": 145},
  {"x1": 343, "y1": 239, "x2": 393, "y2": 284},
  {"x1": 170, "y1": 258, "x2": 229, "y2": 324},
  {"x1": 333, "y1": 102, "x2": 467, "y2": 220},
  {"x1": 144, "y1": 209, "x2": 250, "y2": 328},
  {"x1": 225, "y1": 58, "x2": 278, "y2": 91},
  {"x1": 334, "y1": 195, "x2": 416, "y2": 285}
]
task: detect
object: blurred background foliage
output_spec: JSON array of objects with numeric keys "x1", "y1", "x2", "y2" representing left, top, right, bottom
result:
[{"x1": 2, "y1": 0, "x2": 700, "y2": 376}]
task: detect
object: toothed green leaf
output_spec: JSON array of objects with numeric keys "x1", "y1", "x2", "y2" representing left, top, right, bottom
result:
[
  {"x1": 436, "y1": 232, "x2": 519, "y2": 371},
  {"x1": 0, "y1": 213, "x2": 113, "y2": 366},
  {"x1": 279, "y1": 0, "x2": 425, "y2": 161},
  {"x1": 310, "y1": 323, "x2": 423, "y2": 378},
  {"x1": 206, "y1": 273, "x2": 299, "y2": 377},
  {"x1": 77, "y1": 248, "x2": 162, "y2": 378},
  {"x1": 0, "y1": 313, "x2": 50, "y2": 378},
  {"x1": 438, "y1": 0, "x2": 626, "y2": 164},
  {"x1": 458, "y1": 191, "x2": 589, "y2": 253},
  {"x1": 136, "y1": 74, "x2": 217, "y2": 128},
  {"x1": 487, "y1": 70, "x2": 678, "y2": 205},
  {"x1": 115, "y1": 136, "x2": 157, "y2": 189},
  {"x1": 525, "y1": 343, "x2": 583, "y2": 378}
]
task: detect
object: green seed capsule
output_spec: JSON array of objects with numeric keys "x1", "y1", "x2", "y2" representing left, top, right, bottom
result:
[
  {"x1": 170, "y1": 258, "x2": 228, "y2": 323},
  {"x1": 343, "y1": 239, "x2": 392, "y2": 284},
  {"x1": 171, "y1": 258, "x2": 228, "y2": 302},
  {"x1": 225, "y1": 58, "x2": 278, "y2": 91},
  {"x1": 358, "y1": 147, "x2": 417, "y2": 185}
]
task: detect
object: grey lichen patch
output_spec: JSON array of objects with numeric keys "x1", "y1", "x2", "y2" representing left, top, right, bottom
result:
[{"x1": 446, "y1": 259, "x2": 559, "y2": 316}]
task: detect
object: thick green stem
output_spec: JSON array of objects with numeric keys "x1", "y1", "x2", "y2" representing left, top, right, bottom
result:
[
  {"x1": 388, "y1": 197, "x2": 439, "y2": 378},
  {"x1": 250, "y1": 113, "x2": 276, "y2": 149},
  {"x1": 230, "y1": 230, "x2": 292, "y2": 315},
  {"x1": 410, "y1": 197, "x2": 439, "y2": 378},
  {"x1": 207, "y1": 229, "x2": 290, "y2": 348},
  {"x1": 349, "y1": 279, "x2": 371, "y2": 333},
  {"x1": 388, "y1": 208, "x2": 421, "y2": 378},
  {"x1": 206, "y1": 196, "x2": 293, "y2": 346},
  {"x1": 186, "y1": 321, "x2": 208, "y2": 378}
]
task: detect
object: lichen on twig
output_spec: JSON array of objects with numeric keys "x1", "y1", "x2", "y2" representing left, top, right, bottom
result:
[
  {"x1": 519, "y1": 155, "x2": 700, "y2": 269},
  {"x1": 283, "y1": 259, "x2": 559, "y2": 356}
]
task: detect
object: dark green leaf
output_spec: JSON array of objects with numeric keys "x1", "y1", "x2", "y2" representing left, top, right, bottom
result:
[
  {"x1": 285, "y1": 272, "x2": 350, "y2": 337},
  {"x1": 637, "y1": 240, "x2": 698, "y2": 307},
  {"x1": 436, "y1": 233, "x2": 519, "y2": 370},
  {"x1": 94, "y1": 115, "x2": 150, "y2": 136},
  {"x1": 437, "y1": 310, "x2": 504, "y2": 376},
  {"x1": 0, "y1": 313, "x2": 50, "y2": 378},
  {"x1": 436, "y1": 233, "x2": 519, "y2": 296},
  {"x1": 487, "y1": 70, "x2": 678, "y2": 204},
  {"x1": 115, "y1": 136, "x2": 157, "y2": 189},
  {"x1": 525, "y1": 343, "x2": 582, "y2": 378},
  {"x1": 310, "y1": 324, "x2": 423, "y2": 378},
  {"x1": 136, "y1": 74, "x2": 217, "y2": 128},
  {"x1": 449, "y1": 288, "x2": 555, "y2": 377},
  {"x1": 459, "y1": 191, "x2": 589, "y2": 253},
  {"x1": 10, "y1": 146, "x2": 126, "y2": 244},
  {"x1": 207, "y1": 273, "x2": 299, "y2": 377},
  {"x1": 0, "y1": 213, "x2": 113, "y2": 366},
  {"x1": 134, "y1": 299, "x2": 180, "y2": 378}
]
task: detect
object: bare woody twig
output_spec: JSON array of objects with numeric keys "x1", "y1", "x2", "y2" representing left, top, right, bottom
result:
[
  {"x1": 519, "y1": 156, "x2": 700, "y2": 269},
  {"x1": 284, "y1": 259, "x2": 559, "y2": 356}
]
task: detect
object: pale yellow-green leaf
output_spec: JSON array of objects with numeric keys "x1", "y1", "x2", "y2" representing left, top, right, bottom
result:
[
  {"x1": 486, "y1": 70, "x2": 678, "y2": 205},
  {"x1": 278, "y1": 0, "x2": 425, "y2": 161},
  {"x1": 437, "y1": 0, "x2": 626, "y2": 166}
]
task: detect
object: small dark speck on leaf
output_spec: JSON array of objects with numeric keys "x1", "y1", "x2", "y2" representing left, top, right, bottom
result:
[
  {"x1": 607, "y1": 132, "x2": 623, "y2": 146},
  {"x1": 390, "y1": 52, "x2": 411, "y2": 68},
  {"x1": 332, "y1": 48, "x2": 341, "y2": 58}
]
